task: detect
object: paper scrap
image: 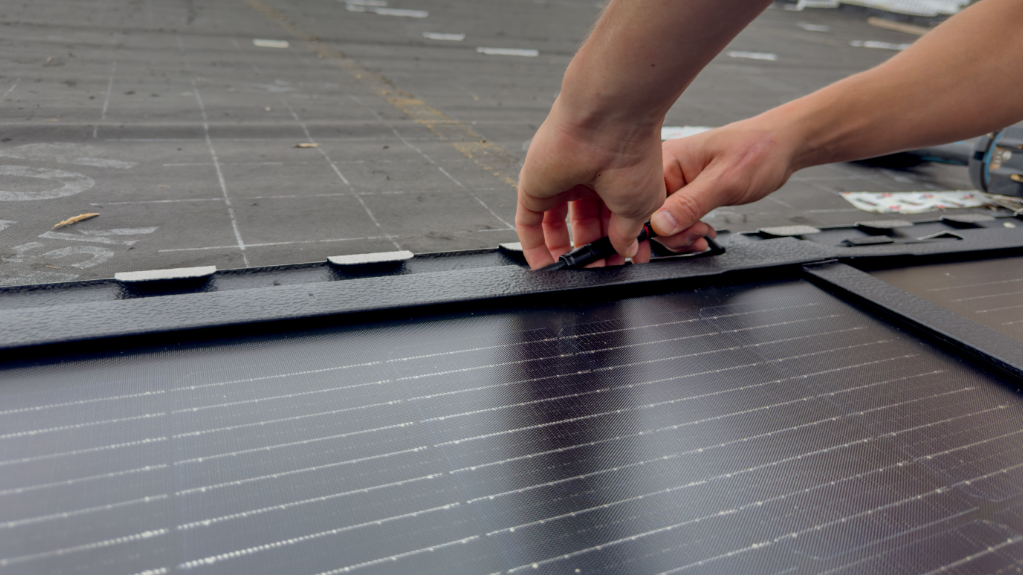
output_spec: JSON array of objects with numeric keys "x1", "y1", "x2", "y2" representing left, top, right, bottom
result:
[
  {"x1": 661, "y1": 126, "x2": 712, "y2": 141},
  {"x1": 293, "y1": 143, "x2": 319, "y2": 148},
  {"x1": 52, "y1": 213, "x2": 100, "y2": 229},
  {"x1": 727, "y1": 51, "x2": 777, "y2": 61},
  {"x1": 840, "y1": 191, "x2": 986, "y2": 214},
  {"x1": 253, "y1": 39, "x2": 290, "y2": 49},
  {"x1": 423, "y1": 32, "x2": 465, "y2": 41},
  {"x1": 850, "y1": 40, "x2": 911, "y2": 50},
  {"x1": 476, "y1": 47, "x2": 539, "y2": 57},
  {"x1": 867, "y1": 17, "x2": 930, "y2": 36}
]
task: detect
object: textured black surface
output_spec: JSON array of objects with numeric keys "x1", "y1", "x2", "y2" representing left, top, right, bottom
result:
[
  {"x1": 4, "y1": 279, "x2": 1023, "y2": 574},
  {"x1": 0, "y1": 237, "x2": 831, "y2": 350},
  {"x1": 5, "y1": 220, "x2": 1023, "y2": 351},
  {"x1": 871, "y1": 256, "x2": 1023, "y2": 344},
  {"x1": 804, "y1": 262, "x2": 1023, "y2": 379}
]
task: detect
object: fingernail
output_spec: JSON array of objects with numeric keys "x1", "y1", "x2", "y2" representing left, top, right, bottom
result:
[
  {"x1": 625, "y1": 240, "x2": 638, "y2": 259},
  {"x1": 651, "y1": 210, "x2": 679, "y2": 235}
]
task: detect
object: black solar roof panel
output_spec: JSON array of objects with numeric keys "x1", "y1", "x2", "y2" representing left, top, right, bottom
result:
[{"x1": 2, "y1": 224, "x2": 1023, "y2": 574}]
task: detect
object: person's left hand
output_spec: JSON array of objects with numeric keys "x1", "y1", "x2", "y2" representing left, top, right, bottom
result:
[{"x1": 651, "y1": 121, "x2": 798, "y2": 251}]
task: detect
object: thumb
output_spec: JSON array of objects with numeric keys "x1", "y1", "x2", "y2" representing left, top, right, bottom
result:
[
  {"x1": 650, "y1": 175, "x2": 722, "y2": 237},
  {"x1": 606, "y1": 213, "x2": 646, "y2": 260}
]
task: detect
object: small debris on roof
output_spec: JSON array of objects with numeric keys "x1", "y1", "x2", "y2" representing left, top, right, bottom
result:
[
  {"x1": 293, "y1": 143, "x2": 319, "y2": 148},
  {"x1": 253, "y1": 39, "x2": 289, "y2": 48},
  {"x1": 52, "y1": 213, "x2": 99, "y2": 229}
]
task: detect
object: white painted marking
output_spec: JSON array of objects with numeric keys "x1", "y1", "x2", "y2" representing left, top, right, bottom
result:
[
  {"x1": 93, "y1": 198, "x2": 223, "y2": 205},
  {"x1": 0, "y1": 220, "x2": 15, "y2": 232},
  {"x1": 476, "y1": 47, "x2": 539, "y2": 57},
  {"x1": 0, "y1": 166, "x2": 94, "y2": 201},
  {"x1": 191, "y1": 81, "x2": 248, "y2": 266},
  {"x1": 0, "y1": 271, "x2": 79, "y2": 286},
  {"x1": 279, "y1": 97, "x2": 402, "y2": 250},
  {"x1": 94, "y1": 61, "x2": 115, "y2": 138},
  {"x1": 253, "y1": 39, "x2": 289, "y2": 48},
  {"x1": 423, "y1": 32, "x2": 465, "y2": 41},
  {"x1": 349, "y1": 95, "x2": 514, "y2": 230},
  {"x1": 0, "y1": 143, "x2": 136, "y2": 169},
  {"x1": 40, "y1": 227, "x2": 157, "y2": 246},
  {"x1": 33, "y1": 245, "x2": 115, "y2": 269},
  {"x1": 176, "y1": 34, "x2": 247, "y2": 266},
  {"x1": 851, "y1": 40, "x2": 911, "y2": 50},
  {"x1": 361, "y1": 5, "x2": 428, "y2": 17},
  {"x1": 116, "y1": 266, "x2": 216, "y2": 283},
  {"x1": 726, "y1": 51, "x2": 778, "y2": 61},
  {"x1": 70, "y1": 157, "x2": 135, "y2": 169},
  {"x1": 1, "y1": 78, "x2": 20, "y2": 101},
  {"x1": 796, "y1": 22, "x2": 831, "y2": 32}
]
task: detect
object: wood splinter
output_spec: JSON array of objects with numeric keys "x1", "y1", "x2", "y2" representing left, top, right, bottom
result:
[
  {"x1": 293, "y1": 143, "x2": 319, "y2": 148},
  {"x1": 52, "y1": 213, "x2": 100, "y2": 229}
]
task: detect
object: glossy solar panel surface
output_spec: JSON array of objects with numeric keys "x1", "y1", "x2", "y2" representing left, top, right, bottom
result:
[
  {"x1": 4, "y1": 278, "x2": 1023, "y2": 574},
  {"x1": 871, "y1": 256, "x2": 1023, "y2": 344}
]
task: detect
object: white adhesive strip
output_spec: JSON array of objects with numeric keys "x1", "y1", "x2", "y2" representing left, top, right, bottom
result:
[
  {"x1": 328, "y1": 251, "x2": 414, "y2": 266},
  {"x1": 115, "y1": 266, "x2": 217, "y2": 283},
  {"x1": 252, "y1": 39, "x2": 289, "y2": 48},
  {"x1": 423, "y1": 32, "x2": 465, "y2": 41},
  {"x1": 726, "y1": 51, "x2": 777, "y2": 61},
  {"x1": 476, "y1": 47, "x2": 539, "y2": 57}
]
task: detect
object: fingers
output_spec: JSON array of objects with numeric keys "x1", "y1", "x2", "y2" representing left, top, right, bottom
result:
[
  {"x1": 606, "y1": 212, "x2": 644, "y2": 261},
  {"x1": 515, "y1": 192, "x2": 557, "y2": 269},
  {"x1": 543, "y1": 203, "x2": 572, "y2": 258},
  {"x1": 653, "y1": 221, "x2": 717, "y2": 253}
]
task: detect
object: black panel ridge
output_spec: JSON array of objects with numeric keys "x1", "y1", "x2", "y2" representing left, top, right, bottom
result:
[
  {"x1": 4, "y1": 220, "x2": 1023, "y2": 353},
  {"x1": 870, "y1": 256, "x2": 1023, "y2": 344},
  {"x1": 802, "y1": 262, "x2": 1023, "y2": 379},
  {"x1": 5, "y1": 281, "x2": 1023, "y2": 574}
]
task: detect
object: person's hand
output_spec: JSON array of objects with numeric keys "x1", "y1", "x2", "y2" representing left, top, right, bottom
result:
[
  {"x1": 515, "y1": 108, "x2": 666, "y2": 270},
  {"x1": 651, "y1": 121, "x2": 799, "y2": 250}
]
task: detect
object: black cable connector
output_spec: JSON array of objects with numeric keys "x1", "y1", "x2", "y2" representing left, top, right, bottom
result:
[{"x1": 540, "y1": 222, "x2": 658, "y2": 271}]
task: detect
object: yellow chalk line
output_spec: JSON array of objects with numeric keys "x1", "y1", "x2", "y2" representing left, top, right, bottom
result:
[{"x1": 245, "y1": 0, "x2": 520, "y2": 190}]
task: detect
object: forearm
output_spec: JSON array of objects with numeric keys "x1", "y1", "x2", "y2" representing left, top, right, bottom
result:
[
  {"x1": 554, "y1": 0, "x2": 774, "y2": 140},
  {"x1": 768, "y1": 0, "x2": 1023, "y2": 170}
]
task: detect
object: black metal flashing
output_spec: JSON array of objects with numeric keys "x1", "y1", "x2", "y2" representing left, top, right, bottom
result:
[
  {"x1": 802, "y1": 261, "x2": 1023, "y2": 379},
  {"x1": 3, "y1": 218, "x2": 1023, "y2": 353}
]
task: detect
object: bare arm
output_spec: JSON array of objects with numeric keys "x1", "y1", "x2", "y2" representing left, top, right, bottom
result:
[
  {"x1": 516, "y1": 0, "x2": 774, "y2": 269},
  {"x1": 653, "y1": 0, "x2": 1023, "y2": 244}
]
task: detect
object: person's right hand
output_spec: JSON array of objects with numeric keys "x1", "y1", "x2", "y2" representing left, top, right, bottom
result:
[
  {"x1": 516, "y1": 107, "x2": 667, "y2": 270},
  {"x1": 650, "y1": 120, "x2": 800, "y2": 250}
]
